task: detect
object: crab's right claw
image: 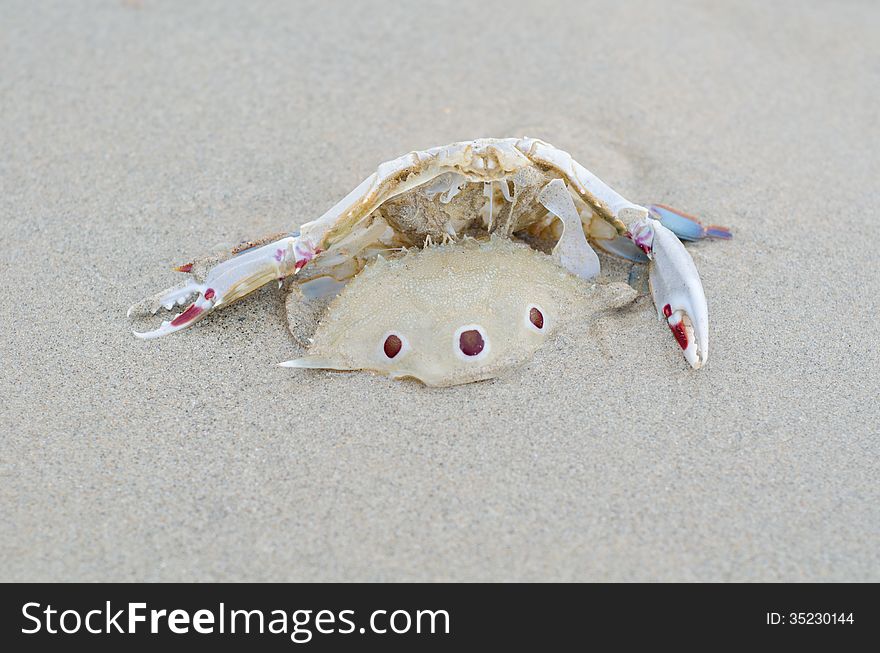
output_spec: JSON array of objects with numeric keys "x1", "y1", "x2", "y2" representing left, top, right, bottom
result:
[
  {"x1": 129, "y1": 234, "x2": 316, "y2": 339},
  {"x1": 629, "y1": 218, "x2": 709, "y2": 369}
]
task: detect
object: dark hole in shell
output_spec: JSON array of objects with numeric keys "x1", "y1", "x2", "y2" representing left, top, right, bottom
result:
[
  {"x1": 529, "y1": 307, "x2": 544, "y2": 329},
  {"x1": 383, "y1": 334, "x2": 402, "y2": 358},
  {"x1": 459, "y1": 329, "x2": 485, "y2": 356}
]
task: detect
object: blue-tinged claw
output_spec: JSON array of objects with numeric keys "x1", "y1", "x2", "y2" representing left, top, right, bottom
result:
[
  {"x1": 627, "y1": 263, "x2": 650, "y2": 294},
  {"x1": 649, "y1": 204, "x2": 732, "y2": 242},
  {"x1": 591, "y1": 234, "x2": 650, "y2": 263}
]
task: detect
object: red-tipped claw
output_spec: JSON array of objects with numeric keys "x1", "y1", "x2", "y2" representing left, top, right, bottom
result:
[
  {"x1": 629, "y1": 218, "x2": 709, "y2": 368},
  {"x1": 129, "y1": 235, "x2": 315, "y2": 339}
]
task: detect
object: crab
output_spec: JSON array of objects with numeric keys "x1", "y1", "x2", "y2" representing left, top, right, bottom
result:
[{"x1": 129, "y1": 137, "x2": 730, "y2": 384}]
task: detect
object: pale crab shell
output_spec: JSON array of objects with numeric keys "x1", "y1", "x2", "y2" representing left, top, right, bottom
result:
[{"x1": 282, "y1": 236, "x2": 635, "y2": 387}]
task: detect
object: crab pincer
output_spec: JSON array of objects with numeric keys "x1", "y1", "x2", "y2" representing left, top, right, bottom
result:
[
  {"x1": 130, "y1": 234, "x2": 315, "y2": 339},
  {"x1": 628, "y1": 217, "x2": 709, "y2": 368}
]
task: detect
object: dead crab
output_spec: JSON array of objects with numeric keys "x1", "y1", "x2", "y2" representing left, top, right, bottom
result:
[{"x1": 129, "y1": 137, "x2": 730, "y2": 385}]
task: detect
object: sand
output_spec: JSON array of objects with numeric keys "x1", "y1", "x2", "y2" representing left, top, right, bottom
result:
[{"x1": 1, "y1": 0, "x2": 878, "y2": 581}]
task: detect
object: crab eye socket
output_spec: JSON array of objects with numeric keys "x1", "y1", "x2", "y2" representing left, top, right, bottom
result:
[
  {"x1": 525, "y1": 304, "x2": 547, "y2": 333},
  {"x1": 529, "y1": 307, "x2": 544, "y2": 329}
]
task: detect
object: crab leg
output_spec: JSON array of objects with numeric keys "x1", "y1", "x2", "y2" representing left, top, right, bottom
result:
[
  {"x1": 628, "y1": 217, "x2": 709, "y2": 368},
  {"x1": 130, "y1": 234, "x2": 317, "y2": 338}
]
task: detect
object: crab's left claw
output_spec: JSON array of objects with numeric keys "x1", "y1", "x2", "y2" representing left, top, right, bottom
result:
[
  {"x1": 129, "y1": 234, "x2": 315, "y2": 339},
  {"x1": 130, "y1": 283, "x2": 217, "y2": 339},
  {"x1": 629, "y1": 217, "x2": 709, "y2": 369}
]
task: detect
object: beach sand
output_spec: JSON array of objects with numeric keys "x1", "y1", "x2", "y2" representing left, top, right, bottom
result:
[{"x1": 1, "y1": 0, "x2": 877, "y2": 581}]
